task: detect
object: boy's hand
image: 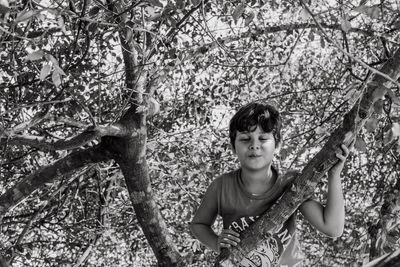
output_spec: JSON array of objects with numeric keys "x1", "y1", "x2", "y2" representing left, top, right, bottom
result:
[
  {"x1": 217, "y1": 229, "x2": 241, "y2": 252},
  {"x1": 328, "y1": 141, "x2": 354, "y2": 177}
]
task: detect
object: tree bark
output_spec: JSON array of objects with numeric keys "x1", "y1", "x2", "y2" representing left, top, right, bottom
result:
[
  {"x1": 0, "y1": 145, "x2": 109, "y2": 218},
  {"x1": 216, "y1": 48, "x2": 400, "y2": 266},
  {"x1": 363, "y1": 249, "x2": 400, "y2": 267},
  {"x1": 105, "y1": 2, "x2": 184, "y2": 263},
  {"x1": 113, "y1": 133, "x2": 183, "y2": 266},
  {"x1": 369, "y1": 174, "x2": 400, "y2": 259},
  {"x1": 0, "y1": 256, "x2": 10, "y2": 267}
]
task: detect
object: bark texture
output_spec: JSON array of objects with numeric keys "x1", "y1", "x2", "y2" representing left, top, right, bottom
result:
[
  {"x1": 363, "y1": 249, "x2": 400, "y2": 267},
  {"x1": 106, "y1": 2, "x2": 184, "y2": 263},
  {"x1": 0, "y1": 145, "x2": 108, "y2": 218},
  {"x1": 216, "y1": 48, "x2": 400, "y2": 266},
  {"x1": 369, "y1": 175, "x2": 400, "y2": 259}
]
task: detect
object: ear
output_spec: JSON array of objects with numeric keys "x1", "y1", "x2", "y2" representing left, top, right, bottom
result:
[{"x1": 231, "y1": 144, "x2": 237, "y2": 154}]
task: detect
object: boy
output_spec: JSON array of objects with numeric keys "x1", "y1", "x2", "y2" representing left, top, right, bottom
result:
[{"x1": 190, "y1": 102, "x2": 351, "y2": 266}]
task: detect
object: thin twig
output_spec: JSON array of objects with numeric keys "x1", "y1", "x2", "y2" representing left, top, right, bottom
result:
[
  {"x1": 299, "y1": 0, "x2": 400, "y2": 89},
  {"x1": 0, "y1": 98, "x2": 73, "y2": 116}
]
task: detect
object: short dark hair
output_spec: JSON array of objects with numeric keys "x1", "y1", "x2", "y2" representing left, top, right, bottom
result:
[{"x1": 229, "y1": 102, "x2": 282, "y2": 149}]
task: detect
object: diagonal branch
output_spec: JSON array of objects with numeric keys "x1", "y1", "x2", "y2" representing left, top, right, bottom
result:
[
  {"x1": 0, "y1": 145, "x2": 111, "y2": 218},
  {"x1": 1, "y1": 110, "x2": 49, "y2": 137},
  {"x1": 216, "y1": 48, "x2": 400, "y2": 266},
  {"x1": 363, "y1": 249, "x2": 400, "y2": 267},
  {"x1": 1, "y1": 124, "x2": 131, "y2": 151}
]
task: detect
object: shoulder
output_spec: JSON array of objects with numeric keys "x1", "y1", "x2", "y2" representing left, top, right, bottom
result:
[
  {"x1": 213, "y1": 169, "x2": 238, "y2": 184},
  {"x1": 206, "y1": 169, "x2": 239, "y2": 191}
]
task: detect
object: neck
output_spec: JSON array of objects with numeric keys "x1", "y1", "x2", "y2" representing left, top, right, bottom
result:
[{"x1": 241, "y1": 165, "x2": 274, "y2": 185}]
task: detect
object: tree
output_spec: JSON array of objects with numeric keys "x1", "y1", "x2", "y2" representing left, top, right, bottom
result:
[{"x1": 1, "y1": 0, "x2": 400, "y2": 266}]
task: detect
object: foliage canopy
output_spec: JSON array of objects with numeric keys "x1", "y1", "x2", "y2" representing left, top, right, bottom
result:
[{"x1": 1, "y1": 0, "x2": 400, "y2": 266}]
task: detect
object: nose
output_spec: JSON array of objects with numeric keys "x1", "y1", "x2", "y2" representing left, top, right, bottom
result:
[{"x1": 249, "y1": 140, "x2": 260, "y2": 150}]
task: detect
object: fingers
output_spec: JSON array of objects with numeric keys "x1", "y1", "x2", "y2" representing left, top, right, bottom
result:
[
  {"x1": 335, "y1": 144, "x2": 351, "y2": 162},
  {"x1": 335, "y1": 152, "x2": 346, "y2": 161},
  {"x1": 218, "y1": 229, "x2": 240, "y2": 251},
  {"x1": 221, "y1": 229, "x2": 240, "y2": 238}
]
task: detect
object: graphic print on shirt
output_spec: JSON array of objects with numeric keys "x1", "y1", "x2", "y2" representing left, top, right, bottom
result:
[{"x1": 229, "y1": 215, "x2": 301, "y2": 267}]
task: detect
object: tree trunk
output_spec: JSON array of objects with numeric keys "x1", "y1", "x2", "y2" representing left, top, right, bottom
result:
[
  {"x1": 105, "y1": 0, "x2": 184, "y2": 260},
  {"x1": 216, "y1": 48, "x2": 400, "y2": 266},
  {"x1": 108, "y1": 126, "x2": 184, "y2": 266}
]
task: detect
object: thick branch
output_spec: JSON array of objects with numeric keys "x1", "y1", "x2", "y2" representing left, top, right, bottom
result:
[
  {"x1": 369, "y1": 173, "x2": 400, "y2": 258},
  {"x1": 0, "y1": 145, "x2": 110, "y2": 217},
  {"x1": 363, "y1": 249, "x2": 400, "y2": 267},
  {"x1": 216, "y1": 48, "x2": 400, "y2": 266},
  {"x1": 1, "y1": 110, "x2": 49, "y2": 137},
  {"x1": 2, "y1": 124, "x2": 130, "y2": 151}
]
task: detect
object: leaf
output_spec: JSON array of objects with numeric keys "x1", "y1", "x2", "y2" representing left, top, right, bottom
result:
[
  {"x1": 15, "y1": 10, "x2": 38, "y2": 23},
  {"x1": 309, "y1": 30, "x2": 314, "y2": 41},
  {"x1": 232, "y1": 3, "x2": 245, "y2": 23},
  {"x1": 145, "y1": 6, "x2": 161, "y2": 21},
  {"x1": 191, "y1": 0, "x2": 201, "y2": 6},
  {"x1": 40, "y1": 64, "x2": 51, "y2": 80},
  {"x1": 52, "y1": 71, "x2": 61, "y2": 87},
  {"x1": 148, "y1": 97, "x2": 160, "y2": 116},
  {"x1": 384, "y1": 127, "x2": 394, "y2": 145},
  {"x1": 300, "y1": 8, "x2": 311, "y2": 20},
  {"x1": 88, "y1": 6, "x2": 101, "y2": 17},
  {"x1": 146, "y1": 0, "x2": 163, "y2": 7},
  {"x1": 244, "y1": 11, "x2": 255, "y2": 26},
  {"x1": 87, "y1": 23, "x2": 97, "y2": 33},
  {"x1": 365, "y1": 117, "x2": 378, "y2": 132},
  {"x1": 315, "y1": 126, "x2": 327, "y2": 135},
  {"x1": 372, "y1": 87, "x2": 387, "y2": 100},
  {"x1": 354, "y1": 137, "x2": 367, "y2": 152},
  {"x1": 0, "y1": 0, "x2": 10, "y2": 14},
  {"x1": 176, "y1": 0, "x2": 185, "y2": 9},
  {"x1": 392, "y1": 122, "x2": 400, "y2": 138},
  {"x1": 26, "y1": 50, "x2": 44, "y2": 61},
  {"x1": 58, "y1": 16, "x2": 67, "y2": 34},
  {"x1": 386, "y1": 88, "x2": 400, "y2": 106},
  {"x1": 340, "y1": 18, "x2": 352, "y2": 33},
  {"x1": 353, "y1": 5, "x2": 380, "y2": 19},
  {"x1": 320, "y1": 37, "x2": 325, "y2": 48},
  {"x1": 126, "y1": 28, "x2": 133, "y2": 42},
  {"x1": 47, "y1": 55, "x2": 66, "y2": 76}
]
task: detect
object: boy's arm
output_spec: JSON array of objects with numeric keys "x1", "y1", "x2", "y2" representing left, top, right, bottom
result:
[
  {"x1": 299, "y1": 143, "x2": 351, "y2": 237},
  {"x1": 190, "y1": 180, "x2": 240, "y2": 252},
  {"x1": 190, "y1": 180, "x2": 220, "y2": 252}
]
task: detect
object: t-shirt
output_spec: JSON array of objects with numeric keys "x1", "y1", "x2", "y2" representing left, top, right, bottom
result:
[{"x1": 198, "y1": 168, "x2": 303, "y2": 267}]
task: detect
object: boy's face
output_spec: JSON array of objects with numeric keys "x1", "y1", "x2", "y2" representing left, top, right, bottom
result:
[{"x1": 232, "y1": 126, "x2": 279, "y2": 172}]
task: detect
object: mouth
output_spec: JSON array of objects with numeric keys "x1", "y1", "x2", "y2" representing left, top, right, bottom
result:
[{"x1": 248, "y1": 154, "x2": 262, "y2": 158}]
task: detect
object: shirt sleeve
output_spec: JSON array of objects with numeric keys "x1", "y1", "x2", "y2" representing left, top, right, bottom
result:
[{"x1": 191, "y1": 178, "x2": 221, "y2": 226}]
